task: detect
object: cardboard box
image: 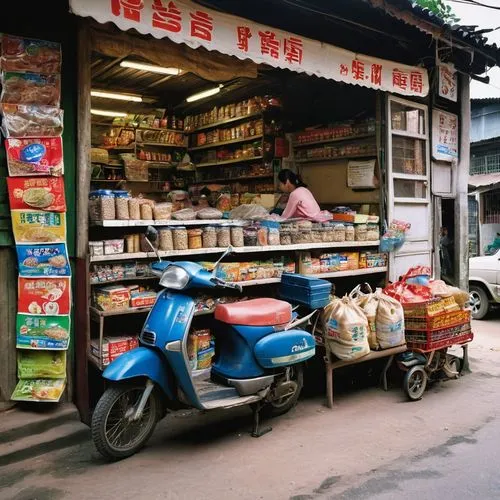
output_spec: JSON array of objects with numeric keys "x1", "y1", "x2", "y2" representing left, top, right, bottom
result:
[
  {"x1": 130, "y1": 291, "x2": 157, "y2": 308},
  {"x1": 94, "y1": 285, "x2": 130, "y2": 311},
  {"x1": 339, "y1": 252, "x2": 359, "y2": 271}
]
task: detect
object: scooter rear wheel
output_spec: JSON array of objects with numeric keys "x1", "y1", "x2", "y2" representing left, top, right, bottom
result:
[
  {"x1": 262, "y1": 364, "x2": 304, "y2": 417},
  {"x1": 91, "y1": 383, "x2": 160, "y2": 461}
]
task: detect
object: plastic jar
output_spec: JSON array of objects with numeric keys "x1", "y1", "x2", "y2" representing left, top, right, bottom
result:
[
  {"x1": 268, "y1": 227, "x2": 280, "y2": 246},
  {"x1": 159, "y1": 229, "x2": 173, "y2": 251},
  {"x1": 202, "y1": 226, "x2": 217, "y2": 248},
  {"x1": 333, "y1": 223, "x2": 346, "y2": 242},
  {"x1": 217, "y1": 226, "x2": 231, "y2": 247},
  {"x1": 280, "y1": 230, "x2": 292, "y2": 245},
  {"x1": 140, "y1": 203, "x2": 153, "y2": 220},
  {"x1": 230, "y1": 226, "x2": 244, "y2": 247},
  {"x1": 89, "y1": 190, "x2": 115, "y2": 220},
  {"x1": 140, "y1": 233, "x2": 158, "y2": 252},
  {"x1": 292, "y1": 229, "x2": 311, "y2": 244},
  {"x1": 188, "y1": 228, "x2": 203, "y2": 249},
  {"x1": 257, "y1": 226, "x2": 268, "y2": 246},
  {"x1": 114, "y1": 190, "x2": 130, "y2": 220},
  {"x1": 128, "y1": 198, "x2": 140, "y2": 220},
  {"x1": 355, "y1": 223, "x2": 368, "y2": 241},
  {"x1": 366, "y1": 224, "x2": 379, "y2": 241},
  {"x1": 153, "y1": 202, "x2": 173, "y2": 221},
  {"x1": 243, "y1": 227, "x2": 258, "y2": 246},
  {"x1": 311, "y1": 224, "x2": 323, "y2": 243},
  {"x1": 173, "y1": 227, "x2": 188, "y2": 250},
  {"x1": 345, "y1": 224, "x2": 355, "y2": 241}
]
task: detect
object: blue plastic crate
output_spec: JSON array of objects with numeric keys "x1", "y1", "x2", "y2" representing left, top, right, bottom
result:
[{"x1": 279, "y1": 273, "x2": 332, "y2": 309}]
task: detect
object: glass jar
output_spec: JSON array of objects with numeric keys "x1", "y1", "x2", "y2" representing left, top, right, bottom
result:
[
  {"x1": 128, "y1": 198, "x2": 140, "y2": 220},
  {"x1": 140, "y1": 203, "x2": 153, "y2": 220},
  {"x1": 333, "y1": 223, "x2": 346, "y2": 242},
  {"x1": 153, "y1": 202, "x2": 172, "y2": 221},
  {"x1": 188, "y1": 228, "x2": 203, "y2": 249},
  {"x1": 202, "y1": 226, "x2": 217, "y2": 248},
  {"x1": 355, "y1": 223, "x2": 368, "y2": 241},
  {"x1": 217, "y1": 226, "x2": 231, "y2": 247},
  {"x1": 172, "y1": 227, "x2": 188, "y2": 250},
  {"x1": 114, "y1": 190, "x2": 130, "y2": 220},
  {"x1": 268, "y1": 227, "x2": 280, "y2": 246},
  {"x1": 345, "y1": 224, "x2": 355, "y2": 241},
  {"x1": 366, "y1": 224, "x2": 379, "y2": 241},
  {"x1": 89, "y1": 190, "x2": 115, "y2": 221},
  {"x1": 230, "y1": 226, "x2": 244, "y2": 247},
  {"x1": 159, "y1": 229, "x2": 173, "y2": 251}
]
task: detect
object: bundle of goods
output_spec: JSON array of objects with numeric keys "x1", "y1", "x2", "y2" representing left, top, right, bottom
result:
[
  {"x1": 384, "y1": 266, "x2": 472, "y2": 351},
  {"x1": 90, "y1": 336, "x2": 139, "y2": 366},
  {"x1": 299, "y1": 251, "x2": 387, "y2": 274},
  {"x1": 92, "y1": 284, "x2": 157, "y2": 311}
]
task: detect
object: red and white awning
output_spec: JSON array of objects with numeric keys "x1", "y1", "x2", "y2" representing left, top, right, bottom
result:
[{"x1": 70, "y1": 0, "x2": 429, "y2": 97}]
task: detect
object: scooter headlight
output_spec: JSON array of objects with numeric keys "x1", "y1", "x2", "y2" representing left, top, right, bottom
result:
[{"x1": 159, "y1": 265, "x2": 190, "y2": 289}]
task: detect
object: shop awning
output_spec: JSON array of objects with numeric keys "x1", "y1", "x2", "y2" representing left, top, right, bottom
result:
[{"x1": 69, "y1": 0, "x2": 429, "y2": 97}]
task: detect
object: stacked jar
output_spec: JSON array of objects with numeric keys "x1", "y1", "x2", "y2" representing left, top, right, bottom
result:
[
  {"x1": 173, "y1": 227, "x2": 188, "y2": 250},
  {"x1": 333, "y1": 223, "x2": 346, "y2": 242},
  {"x1": 114, "y1": 190, "x2": 130, "y2": 220},
  {"x1": 355, "y1": 223, "x2": 368, "y2": 241},
  {"x1": 89, "y1": 190, "x2": 115, "y2": 221},
  {"x1": 217, "y1": 226, "x2": 231, "y2": 247},
  {"x1": 230, "y1": 226, "x2": 244, "y2": 247},
  {"x1": 188, "y1": 229, "x2": 202, "y2": 249},
  {"x1": 159, "y1": 229, "x2": 174, "y2": 251},
  {"x1": 203, "y1": 226, "x2": 217, "y2": 248}
]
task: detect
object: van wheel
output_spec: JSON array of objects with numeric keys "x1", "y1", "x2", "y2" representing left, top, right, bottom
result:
[{"x1": 469, "y1": 285, "x2": 489, "y2": 320}]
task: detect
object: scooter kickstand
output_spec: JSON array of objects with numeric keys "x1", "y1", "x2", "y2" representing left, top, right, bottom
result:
[{"x1": 251, "y1": 403, "x2": 272, "y2": 438}]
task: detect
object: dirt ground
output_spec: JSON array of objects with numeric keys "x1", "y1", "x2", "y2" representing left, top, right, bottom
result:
[{"x1": 1, "y1": 316, "x2": 499, "y2": 500}]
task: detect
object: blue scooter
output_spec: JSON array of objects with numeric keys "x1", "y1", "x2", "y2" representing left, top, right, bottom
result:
[{"x1": 91, "y1": 227, "x2": 317, "y2": 460}]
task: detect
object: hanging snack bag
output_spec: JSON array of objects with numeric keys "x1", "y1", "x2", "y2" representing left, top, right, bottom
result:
[
  {"x1": 321, "y1": 296, "x2": 370, "y2": 361},
  {"x1": 376, "y1": 293, "x2": 405, "y2": 349}
]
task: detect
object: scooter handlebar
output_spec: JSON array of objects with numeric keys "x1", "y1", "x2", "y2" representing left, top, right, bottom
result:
[{"x1": 211, "y1": 277, "x2": 243, "y2": 293}]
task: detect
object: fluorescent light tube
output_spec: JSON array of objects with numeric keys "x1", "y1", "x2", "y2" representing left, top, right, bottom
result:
[
  {"x1": 186, "y1": 84, "x2": 223, "y2": 103},
  {"x1": 120, "y1": 60, "x2": 182, "y2": 75},
  {"x1": 91, "y1": 109, "x2": 128, "y2": 117},
  {"x1": 91, "y1": 90, "x2": 143, "y2": 102}
]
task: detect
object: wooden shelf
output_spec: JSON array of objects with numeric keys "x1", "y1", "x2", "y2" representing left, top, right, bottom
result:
[
  {"x1": 309, "y1": 267, "x2": 387, "y2": 279},
  {"x1": 89, "y1": 241, "x2": 380, "y2": 262},
  {"x1": 137, "y1": 126, "x2": 183, "y2": 133},
  {"x1": 185, "y1": 112, "x2": 261, "y2": 133},
  {"x1": 188, "y1": 134, "x2": 263, "y2": 152},
  {"x1": 90, "y1": 276, "x2": 159, "y2": 286},
  {"x1": 196, "y1": 156, "x2": 263, "y2": 168},
  {"x1": 295, "y1": 153, "x2": 377, "y2": 164},
  {"x1": 137, "y1": 142, "x2": 185, "y2": 148},
  {"x1": 91, "y1": 218, "x2": 239, "y2": 227},
  {"x1": 193, "y1": 174, "x2": 273, "y2": 184},
  {"x1": 293, "y1": 133, "x2": 375, "y2": 148},
  {"x1": 144, "y1": 161, "x2": 177, "y2": 168},
  {"x1": 100, "y1": 145, "x2": 135, "y2": 151}
]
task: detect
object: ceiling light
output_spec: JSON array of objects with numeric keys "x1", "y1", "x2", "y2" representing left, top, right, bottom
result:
[
  {"x1": 120, "y1": 60, "x2": 182, "y2": 75},
  {"x1": 186, "y1": 84, "x2": 223, "y2": 103},
  {"x1": 91, "y1": 90, "x2": 143, "y2": 102},
  {"x1": 91, "y1": 109, "x2": 128, "y2": 117}
]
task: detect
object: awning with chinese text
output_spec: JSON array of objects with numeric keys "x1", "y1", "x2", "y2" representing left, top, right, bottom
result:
[{"x1": 69, "y1": 0, "x2": 429, "y2": 97}]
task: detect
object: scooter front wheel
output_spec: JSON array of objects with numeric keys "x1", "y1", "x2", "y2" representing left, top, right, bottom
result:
[{"x1": 91, "y1": 383, "x2": 160, "y2": 461}]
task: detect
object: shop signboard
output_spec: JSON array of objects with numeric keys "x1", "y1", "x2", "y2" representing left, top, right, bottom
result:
[
  {"x1": 11, "y1": 210, "x2": 66, "y2": 244},
  {"x1": 16, "y1": 313, "x2": 71, "y2": 350},
  {"x1": 432, "y1": 109, "x2": 458, "y2": 162},
  {"x1": 18, "y1": 277, "x2": 71, "y2": 315},
  {"x1": 438, "y1": 63, "x2": 457, "y2": 103},
  {"x1": 16, "y1": 243, "x2": 71, "y2": 277},
  {"x1": 69, "y1": 0, "x2": 429, "y2": 97}
]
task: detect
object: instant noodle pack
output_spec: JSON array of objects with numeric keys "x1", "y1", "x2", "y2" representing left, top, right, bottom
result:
[{"x1": 2, "y1": 34, "x2": 68, "y2": 402}]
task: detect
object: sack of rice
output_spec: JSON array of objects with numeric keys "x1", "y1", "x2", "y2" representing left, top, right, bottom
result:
[
  {"x1": 351, "y1": 284, "x2": 380, "y2": 350},
  {"x1": 321, "y1": 295, "x2": 370, "y2": 360},
  {"x1": 376, "y1": 293, "x2": 405, "y2": 349}
]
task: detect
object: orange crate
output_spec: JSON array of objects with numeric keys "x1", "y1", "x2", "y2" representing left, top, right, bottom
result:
[
  {"x1": 405, "y1": 323, "x2": 473, "y2": 351},
  {"x1": 404, "y1": 309, "x2": 470, "y2": 331}
]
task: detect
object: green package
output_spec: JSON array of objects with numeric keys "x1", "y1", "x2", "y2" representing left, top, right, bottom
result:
[
  {"x1": 17, "y1": 351, "x2": 66, "y2": 379},
  {"x1": 11, "y1": 379, "x2": 66, "y2": 402}
]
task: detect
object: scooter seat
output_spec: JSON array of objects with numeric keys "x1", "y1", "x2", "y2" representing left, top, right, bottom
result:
[{"x1": 215, "y1": 298, "x2": 292, "y2": 326}]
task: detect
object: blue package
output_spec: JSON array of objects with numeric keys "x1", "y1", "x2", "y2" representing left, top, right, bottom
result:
[{"x1": 16, "y1": 243, "x2": 71, "y2": 277}]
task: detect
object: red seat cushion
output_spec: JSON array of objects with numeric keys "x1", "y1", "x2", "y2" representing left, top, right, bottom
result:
[{"x1": 214, "y1": 298, "x2": 292, "y2": 326}]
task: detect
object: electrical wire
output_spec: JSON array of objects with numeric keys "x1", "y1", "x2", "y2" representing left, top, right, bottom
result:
[{"x1": 448, "y1": 0, "x2": 500, "y2": 11}]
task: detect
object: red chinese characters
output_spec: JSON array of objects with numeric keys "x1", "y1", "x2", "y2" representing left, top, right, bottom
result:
[
  {"x1": 339, "y1": 64, "x2": 349, "y2": 76},
  {"x1": 410, "y1": 71, "x2": 423, "y2": 94},
  {"x1": 258, "y1": 31, "x2": 280, "y2": 59},
  {"x1": 111, "y1": 0, "x2": 144, "y2": 22},
  {"x1": 352, "y1": 60, "x2": 365, "y2": 80},
  {"x1": 392, "y1": 69, "x2": 408, "y2": 91},
  {"x1": 371, "y1": 64, "x2": 382, "y2": 86},
  {"x1": 190, "y1": 10, "x2": 213, "y2": 41},
  {"x1": 284, "y1": 37, "x2": 303, "y2": 65},
  {"x1": 237, "y1": 26, "x2": 252, "y2": 52},
  {"x1": 152, "y1": 0, "x2": 181, "y2": 33}
]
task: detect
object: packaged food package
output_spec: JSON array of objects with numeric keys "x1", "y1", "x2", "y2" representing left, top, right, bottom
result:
[
  {"x1": 216, "y1": 193, "x2": 232, "y2": 213},
  {"x1": 16, "y1": 313, "x2": 70, "y2": 350},
  {"x1": 339, "y1": 252, "x2": 359, "y2": 271},
  {"x1": 1, "y1": 104, "x2": 63, "y2": 138},
  {"x1": 18, "y1": 277, "x2": 71, "y2": 315},
  {"x1": 5, "y1": 137, "x2": 64, "y2": 176},
  {"x1": 16, "y1": 243, "x2": 70, "y2": 277},
  {"x1": 153, "y1": 202, "x2": 173, "y2": 221},
  {"x1": 11, "y1": 378, "x2": 66, "y2": 402},
  {"x1": 171, "y1": 207, "x2": 195, "y2": 221},
  {"x1": 197, "y1": 347, "x2": 215, "y2": 370},
  {"x1": 321, "y1": 296, "x2": 370, "y2": 360},
  {"x1": 1, "y1": 35, "x2": 61, "y2": 73},
  {"x1": 215, "y1": 262, "x2": 240, "y2": 282},
  {"x1": 11, "y1": 210, "x2": 66, "y2": 244},
  {"x1": 17, "y1": 350, "x2": 66, "y2": 379},
  {"x1": 1, "y1": 72, "x2": 61, "y2": 106},
  {"x1": 196, "y1": 207, "x2": 223, "y2": 220},
  {"x1": 229, "y1": 204, "x2": 269, "y2": 220},
  {"x1": 429, "y1": 280, "x2": 469, "y2": 308},
  {"x1": 168, "y1": 190, "x2": 191, "y2": 211},
  {"x1": 124, "y1": 158, "x2": 149, "y2": 181},
  {"x1": 104, "y1": 239, "x2": 124, "y2": 255},
  {"x1": 350, "y1": 284, "x2": 380, "y2": 350},
  {"x1": 94, "y1": 286, "x2": 130, "y2": 311},
  {"x1": 376, "y1": 293, "x2": 405, "y2": 349},
  {"x1": 187, "y1": 333, "x2": 199, "y2": 370},
  {"x1": 7, "y1": 177, "x2": 66, "y2": 212}
]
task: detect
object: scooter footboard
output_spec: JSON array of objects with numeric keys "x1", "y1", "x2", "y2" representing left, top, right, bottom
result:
[
  {"x1": 103, "y1": 347, "x2": 173, "y2": 399},
  {"x1": 254, "y1": 329, "x2": 315, "y2": 368}
]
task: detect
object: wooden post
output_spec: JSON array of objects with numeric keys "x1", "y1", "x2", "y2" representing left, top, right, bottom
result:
[
  {"x1": 455, "y1": 75, "x2": 470, "y2": 291},
  {"x1": 75, "y1": 19, "x2": 92, "y2": 423}
]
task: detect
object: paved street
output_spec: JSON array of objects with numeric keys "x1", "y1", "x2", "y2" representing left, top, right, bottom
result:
[{"x1": 1, "y1": 315, "x2": 499, "y2": 500}]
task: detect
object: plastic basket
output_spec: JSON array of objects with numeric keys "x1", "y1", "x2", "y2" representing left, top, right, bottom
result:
[
  {"x1": 404, "y1": 309, "x2": 470, "y2": 331},
  {"x1": 405, "y1": 322, "x2": 473, "y2": 351}
]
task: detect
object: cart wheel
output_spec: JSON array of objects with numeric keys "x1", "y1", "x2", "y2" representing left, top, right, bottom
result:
[{"x1": 403, "y1": 365, "x2": 427, "y2": 401}]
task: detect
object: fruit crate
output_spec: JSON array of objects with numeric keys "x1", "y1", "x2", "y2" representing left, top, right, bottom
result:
[
  {"x1": 403, "y1": 308, "x2": 470, "y2": 331},
  {"x1": 405, "y1": 322, "x2": 473, "y2": 351},
  {"x1": 402, "y1": 297, "x2": 459, "y2": 318}
]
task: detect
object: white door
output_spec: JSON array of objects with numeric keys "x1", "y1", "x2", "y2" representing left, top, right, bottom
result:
[{"x1": 387, "y1": 96, "x2": 432, "y2": 281}]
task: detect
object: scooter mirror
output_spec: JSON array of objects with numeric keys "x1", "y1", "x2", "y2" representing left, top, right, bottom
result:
[
  {"x1": 212, "y1": 245, "x2": 234, "y2": 272},
  {"x1": 146, "y1": 226, "x2": 158, "y2": 242}
]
